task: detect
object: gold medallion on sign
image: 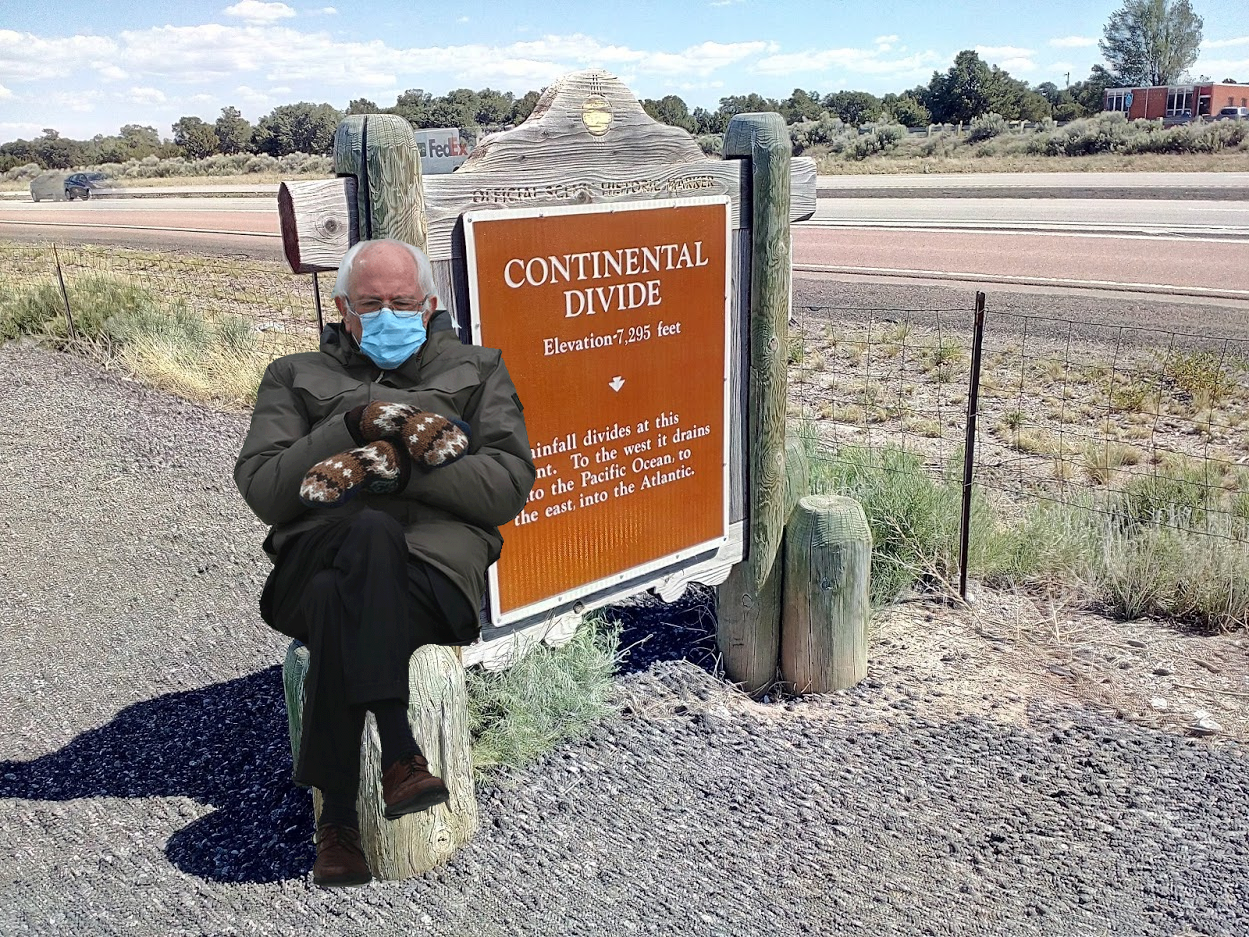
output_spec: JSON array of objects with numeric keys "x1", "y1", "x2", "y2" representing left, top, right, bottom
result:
[{"x1": 581, "y1": 94, "x2": 613, "y2": 136}]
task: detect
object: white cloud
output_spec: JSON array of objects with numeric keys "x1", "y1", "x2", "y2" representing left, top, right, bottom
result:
[
  {"x1": 874, "y1": 35, "x2": 899, "y2": 45},
  {"x1": 1205, "y1": 36, "x2": 1249, "y2": 49},
  {"x1": 98, "y1": 64, "x2": 128, "y2": 81},
  {"x1": 1193, "y1": 55, "x2": 1249, "y2": 81},
  {"x1": 0, "y1": 84, "x2": 12, "y2": 100},
  {"x1": 677, "y1": 79, "x2": 725, "y2": 92},
  {"x1": 976, "y1": 45, "x2": 1034, "y2": 60},
  {"x1": 129, "y1": 86, "x2": 167, "y2": 105},
  {"x1": 0, "y1": 30, "x2": 117, "y2": 82},
  {"x1": 235, "y1": 84, "x2": 276, "y2": 106},
  {"x1": 223, "y1": 1, "x2": 296, "y2": 23},
  {"x1": 998, "y1": 58, "x2": 1037, "y2": 73},
  {"x1": 457, "y1": 15, "x2": 470, "y2": 23},
  {"x1": 975, "y1": 45, "x2": 1036, "y2": 73},
  {"x1": 48, "y1": 90, "x2": 100, "y2": 113},
  {"x1": 1049, "y1": 36, "x2": 1098, "y2": 48},
  {"x1": 752, "y1": 46, "x2": 943, "y2": 81},
  {"x1": 319, "y1": 6, "x2": 338, "y2": 12},
  {"x1": 709, "y1": 0, "x2": 745, "y2": 6},
  {"x1": 0, "y1": 121, "x2": 44, "y2": 135}
]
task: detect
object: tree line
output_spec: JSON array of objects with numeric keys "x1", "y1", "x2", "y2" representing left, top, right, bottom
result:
[
  {"x1": 0, "y1": 1, "x2": 1217, "y2": 172},
  {"x1": 0, "y1": 57, "x2": 1125, "y2": 172}
]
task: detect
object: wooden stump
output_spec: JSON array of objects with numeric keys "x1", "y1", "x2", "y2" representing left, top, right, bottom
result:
[
  {"x1": 282, "y1": 640, "x2": 479, "y2": 880},
  {"x1": 780, "y1": 495, "x2": 871, "y2": 694}
]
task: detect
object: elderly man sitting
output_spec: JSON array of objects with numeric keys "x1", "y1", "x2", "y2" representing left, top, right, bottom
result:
[{"x1": 234, "y1": 238, "x2": 535, "y2": 887}]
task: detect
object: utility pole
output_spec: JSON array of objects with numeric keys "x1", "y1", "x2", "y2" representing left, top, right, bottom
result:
[{"x1": 1064, "y1": 71, "x2": 1071, "y2": 88}]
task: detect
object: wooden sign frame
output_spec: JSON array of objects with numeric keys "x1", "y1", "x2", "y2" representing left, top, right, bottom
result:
[{"x1": 463, "y1": 196, "x2": 734, "y2": 627}]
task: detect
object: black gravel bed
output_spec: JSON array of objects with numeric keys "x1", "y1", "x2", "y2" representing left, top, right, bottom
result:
[{"x1": 1, "y1": 342, "x2": 1246, "y2": 937}]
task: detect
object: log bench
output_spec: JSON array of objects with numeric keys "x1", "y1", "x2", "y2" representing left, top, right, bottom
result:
[{"x1": 282, "y1": 640, "x2": 479, "y2": 880}]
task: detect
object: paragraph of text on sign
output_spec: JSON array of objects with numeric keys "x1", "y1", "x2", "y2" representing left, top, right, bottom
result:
[{"x1": 513, "y1": 411, "x2": 712, "y2": 527}]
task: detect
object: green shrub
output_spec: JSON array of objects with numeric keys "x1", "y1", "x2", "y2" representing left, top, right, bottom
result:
[
  {"x1": 846, "y1": 120, "x2": 907, "y2": 160},
  {"x1": 0, "y1": 283, "x2": 65, "y2": 341},
  {"x1": 1, "y1": 162, "x2": 43, "y2": 182},
  {"x1": 1114, "y1": 470, "x2": 1210, "y2": 529},
  {"x1": 800, "y1": 439, "x2": 1249, "y2": 631},
  {"x1": 466, "y1": 615, "x2": 622, "y2": 781},
  {"x1": 1163, "y1": 351, "x2": 1236, "y2": 403},
  {"x1": 967, "y1": 112, "x2": 1008, "y2": 143},
  {"x1": 806, "y1": 444, "x2": 967, "y2": 604}
]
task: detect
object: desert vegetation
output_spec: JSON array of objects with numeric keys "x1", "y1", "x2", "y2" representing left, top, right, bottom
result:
[{"x1": 790, "y1": 312, "x2": 1249, "y2": 632}]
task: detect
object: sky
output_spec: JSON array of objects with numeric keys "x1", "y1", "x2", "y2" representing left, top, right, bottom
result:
[{"x1": 1, "y1": 0, "x2": 1248, "y2": 143}]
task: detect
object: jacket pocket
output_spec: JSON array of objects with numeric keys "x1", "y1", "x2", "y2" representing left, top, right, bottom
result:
[
  {"x1": 293, "y1": 372, "x2": 367, "y2": 428},
  {"x1": 414, "y1": 364, "x2": 480, "y2": 417}
]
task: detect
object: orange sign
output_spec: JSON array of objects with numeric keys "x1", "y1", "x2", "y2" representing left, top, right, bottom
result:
[{"x1": 464, "y1": 197, "x2": 731, "y2": 624}]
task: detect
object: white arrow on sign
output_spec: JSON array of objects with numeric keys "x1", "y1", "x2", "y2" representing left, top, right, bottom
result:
[{"x1": 609, "y1": 376, "x2": 625, "y2": 392}]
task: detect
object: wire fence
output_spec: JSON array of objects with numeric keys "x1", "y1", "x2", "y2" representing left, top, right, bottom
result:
[
  {"x1": 789, "y1": 296, "x2": 1249, "y2": 552},
  {"x1": 1, "y1": 240, "x2": 325, "y2": 353},
  {"x1": 5, "y1": 238, "x2": 1248, "y2": 552},
  {"x1": 973, "y1": 312, "x2": 1249, "y2": 540}
]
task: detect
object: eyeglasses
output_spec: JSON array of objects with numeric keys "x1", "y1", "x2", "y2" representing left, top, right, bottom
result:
[{"x1": 345, "y1": 297, "x2": 431, "y2": 318}]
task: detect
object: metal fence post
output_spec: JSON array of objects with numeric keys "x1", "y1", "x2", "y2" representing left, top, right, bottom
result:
[
  {"x1": 51, "y1": 245, "x2": 78, "y2": 343},
  {"x1": 958, "y1": 291, "x2": 987, "y2": 601},
  {"x1": 312, "y1": 271, "x2": 325, "y2": 334}
]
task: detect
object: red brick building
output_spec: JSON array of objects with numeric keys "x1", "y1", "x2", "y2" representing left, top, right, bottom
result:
[{"x1": 1105, "y1": 82, "x2": 1249, "y2": 120}]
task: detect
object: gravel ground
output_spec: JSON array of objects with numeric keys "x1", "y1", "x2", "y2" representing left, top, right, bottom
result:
[{"x1": 2, "y1": 341, "x2": 1248, "y2": 937}]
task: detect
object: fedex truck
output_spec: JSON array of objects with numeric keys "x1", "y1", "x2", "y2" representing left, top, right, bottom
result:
[{"x1": 413, "y1": 128, "x2": 473, "y2": 173}]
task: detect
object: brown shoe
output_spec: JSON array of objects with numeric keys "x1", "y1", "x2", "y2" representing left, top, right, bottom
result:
[
  {"x1": 381, "y1": 751, "x2": 450, "y2": 819},
  {"x1": 312, "y1": 823, "x2": 372, "y2": 887}
]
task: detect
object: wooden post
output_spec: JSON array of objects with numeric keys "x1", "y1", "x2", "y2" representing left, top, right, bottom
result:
[
  {"x1": 785, "y1": 432, "x2": 810, "y2": 520},
  {"x1": 283, "y1": 641, "x2": 479, "y2": 879},
  {"x1": 716, "y1": 112, "x2": 792, "y2": 695},
  {"x1": 333, "y1": 114, "x2": 428, "y2": 251},
  {"x1": 780, "y1": 495, "x2": 871, "y2": 693}
]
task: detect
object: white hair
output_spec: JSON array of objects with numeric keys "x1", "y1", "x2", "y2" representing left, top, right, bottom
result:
[{"x1": 332, "y1": 238, "x2": 439, "y2": 305}]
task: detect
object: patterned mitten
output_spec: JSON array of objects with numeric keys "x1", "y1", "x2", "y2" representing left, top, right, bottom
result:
[
  {"x1": 400, "y1": 411, "x2": 470, "y2": 469},
  {"x1": 299, "y1": 440, "x2": 410, "y2": 507},
  {"x1": 350, "y1": 401, "x2": 422, "y2": 443},
  {"x1": 349, "y1": 401, "x2": 470, "y2": 469}
]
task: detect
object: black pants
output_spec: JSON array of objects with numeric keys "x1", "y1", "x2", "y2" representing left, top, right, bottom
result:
[{"x1": 260, "y1": 508, "x2": 479, "y2": 794}]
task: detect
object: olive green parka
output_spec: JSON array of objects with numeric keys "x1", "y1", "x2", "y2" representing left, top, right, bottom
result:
[{"x1": 234, "y1": 312, "x2": 536, "y2": 625}]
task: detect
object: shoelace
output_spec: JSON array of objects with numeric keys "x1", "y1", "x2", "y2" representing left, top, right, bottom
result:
[
  {"x1": 397, "y1": 752, "x2": 427, "y2": 777},
  {"x1": 318, "y1": 825, "x2": 361, "y2": 849}
]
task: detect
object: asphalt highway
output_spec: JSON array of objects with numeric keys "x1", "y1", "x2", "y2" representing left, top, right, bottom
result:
[{"x1": 1, "y1": 176, "x2": 1246, "y2": 302}]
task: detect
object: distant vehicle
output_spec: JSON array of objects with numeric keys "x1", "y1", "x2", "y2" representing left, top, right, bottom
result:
[
  {"x1": 29, "y1": 172, "x2": 66, "y2": 203},
  {"x1": 64, "y1": 171, "x2": 108, "y2": 200},
  {"x1": 1215, "y1": 106, "x2": 1249, "y2": 120}
]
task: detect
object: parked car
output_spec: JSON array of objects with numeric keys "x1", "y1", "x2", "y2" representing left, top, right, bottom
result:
[
  {"x1": 1215, "y1": 106, "x2": 1249, "y2": 120},
  {"x1": 64, "y1": 171, "x2": 107, "y2": 200}
]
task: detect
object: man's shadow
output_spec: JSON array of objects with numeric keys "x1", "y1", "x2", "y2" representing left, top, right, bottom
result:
[{"x1": 0, "y1": 666, "x2": 315, "y2": 884}]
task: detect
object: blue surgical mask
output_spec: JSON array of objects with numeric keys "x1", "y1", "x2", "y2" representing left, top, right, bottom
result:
[{"x1": 357, "y1": 308, "x2": 427, "y2": 370}]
